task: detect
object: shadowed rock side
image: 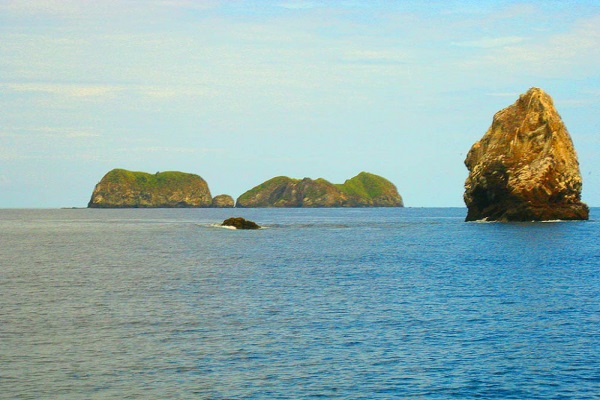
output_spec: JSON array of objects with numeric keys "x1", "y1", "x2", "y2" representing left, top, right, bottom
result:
[
  {"x1": 236, "y1": 172, "x2": 403, "y2": 208},
  {"x1": 464, "y1": 87, "x2": 589, "y2": 222},
  {"x1": 212, "y1": 194, "x2": 234, "y2": 208},
  {"x1": 88, "y1": 169, "x2": 213, "y2": 208}
]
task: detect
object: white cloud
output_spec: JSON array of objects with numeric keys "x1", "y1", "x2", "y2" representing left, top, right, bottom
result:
[
  {"x1": 2, "y1": 81, "x2": 218, "y2": 104},
  {"x1": 487, "y1": 3, "x2": 536, "y2": 20},
  {"x1": 34, "y1": 127, "x2": 101, "y2": 138},
  {"x1": 0, "y1": 0, "x2": 204, "y2": 18},
  {"x1": 0, "y1": 0, "x2": 81, "y2": 15},
  {"x1": 278, "y1": 1, "x2": 320, "y2": 10},
  {"x1": 137, "y1": 85, "x2": 216, "y2": 99},
  {"x1": 341, "y1": 49, "x2": 411, "y2": 65},
  {"x1": 5, "y1": 83, "x2": 123, "y2": 98},
  {"x1": 451, "y1": 36, "x2": 525, "y2": 49},
  {"x1": 455, "y1": 15, "x2": 600, "y2": 79},
  {"x1": 0, "y1": 127, "x2": 101, "y2": 139},
  {"x1": 0, "y1": 149, "x2": 28, "y2": 161},
  {"x1": 120, "y1": 146, "x2": 202, "y2": 154},
  {"x1": 153, "y1": 0, "x2": 223, "y2": 10},
  {"x1": 0, "y1": 126, "x2": 105, "y2": 162}
]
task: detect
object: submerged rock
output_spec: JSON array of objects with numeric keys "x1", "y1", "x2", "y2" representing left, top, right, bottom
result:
[
  {"x1": 222, "y1": 217, "x2": 261, "y2": 230},
  {"x1": 464, "y1": 88, "x2": 589, "y2": 221},
  {"x1": 236, "y1": 172, "x2": 403, "y2": 208},
  {"x1": 88, "y1": 169, "x2": 212, "y2": 208},
  {"x1": 211, "y1": 194, "x2": 235, "y2": 208}
]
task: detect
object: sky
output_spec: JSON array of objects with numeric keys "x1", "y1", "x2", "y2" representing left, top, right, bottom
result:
[{"x1": 1, "y1": 0, "x2": 599, "y2": 208}]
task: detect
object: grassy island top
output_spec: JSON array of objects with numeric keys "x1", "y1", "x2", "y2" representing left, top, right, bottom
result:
[
  {"x1": 336, "y1": 172, "x2": 396, "y2": 200},
  {"x1": 101, "y1": 169, "x2": 207, "y2": 190}
]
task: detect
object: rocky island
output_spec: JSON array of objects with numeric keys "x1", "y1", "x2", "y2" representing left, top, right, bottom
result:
[
  {"x1": 236, "y1": 172, "x2": 403, "y2": 208},
  {"x1": 211, "y1": 194, "x2": 235, "y2": 208},
  {"x1": 464, "y1": 87, "x2": 589, "y2": 222},
  {"x1": 88, "y1": 169, "x2": 214, "y2": 208}
]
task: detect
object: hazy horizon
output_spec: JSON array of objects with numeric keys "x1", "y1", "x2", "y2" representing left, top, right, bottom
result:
[{"x1": 2, "y1": 0, "x2": 599, "y2": 208}]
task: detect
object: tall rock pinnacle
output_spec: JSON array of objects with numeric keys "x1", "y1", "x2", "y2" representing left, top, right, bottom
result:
[{"x1": 464, "y1": 87, "x2": 589, "y2": 221}]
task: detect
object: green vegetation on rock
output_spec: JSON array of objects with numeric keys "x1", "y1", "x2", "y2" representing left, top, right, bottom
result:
[
  {"x1": 211, "y1": 194, "x2": 235, "y2": 208},
  {"x1": 236, "y1": 172, "x2": 403, "y2": 208},
  {"x1": 88, "y1": 169, "x2": 213, "y2": 208},
  {"x1": 336, "y1": 172, "x2": 404, "y2": 207}
]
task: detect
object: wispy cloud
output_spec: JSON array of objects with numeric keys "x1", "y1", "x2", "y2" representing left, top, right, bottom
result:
[
  {"x1": 137, "y1": 85, "x2": 216, "y2": 99},
  {"x1": 455, "y1": 15, "x2": 600, "y2": 79},
  {"x1": 278, "y1": 1, "x2": 320, "y2": 10},
  {"x1": 153, "y1": 0, "x2": 222, "y2": 10},
  {"x1": 0, "y1": 0, "x2": 81, "y2": 16},
  {"x1": 0, "y1": 126, "x2": 101, "y2": 139},
  {"x1": 451, "y1": 36, "x2": 525, "y2": 49},
  {"x1": 340, "y1": 50, "x2": 411, "y2": 66},
  {"x1": 2, "y1": 82, "x2": 216, "y2": 103},
  {"x1": 4, "y1": 83, "x2": 123, "y2": 98},
  {"x1": 116, "y1": 146, "x2": 224, "y2": 155},
  {"x1": 0, "y1": 0, "x2": 211, "y2": 18},
  {"x1": 0, "y1": 126, "x2": 105, "y2": 162},
  {"x1": 0, "y1": 149, "x2": 29, "y2": 161}
]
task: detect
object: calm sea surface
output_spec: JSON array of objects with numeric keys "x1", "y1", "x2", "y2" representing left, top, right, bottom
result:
[{"x1": 1, "y1": 208, "x2": 599, "y2": 399}]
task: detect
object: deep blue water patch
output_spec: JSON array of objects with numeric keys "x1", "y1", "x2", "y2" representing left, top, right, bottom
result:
[{"x1": 1, "y1": 208, "x2": 599, "y2": 398}]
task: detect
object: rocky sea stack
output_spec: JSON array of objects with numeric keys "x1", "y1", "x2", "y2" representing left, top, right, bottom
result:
[
  {"x1": 464, "y1": 88, "x2": 589, "y2": 222},
  {"x1": 236, "y1": 172, "x2": 403, "y2": 208},
  {"x1": 88, "y1": 169, "x2": 213, "y2": 208}
]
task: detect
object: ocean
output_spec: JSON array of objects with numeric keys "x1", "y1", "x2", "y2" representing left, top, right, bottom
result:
[{"x1": 1, "y1": 208, "x2": 599, "y2": 399}]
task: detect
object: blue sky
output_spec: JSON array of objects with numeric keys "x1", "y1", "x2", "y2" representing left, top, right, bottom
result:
[{"x1": 1, "y1": 0, "x2": 599, "y2": 207}]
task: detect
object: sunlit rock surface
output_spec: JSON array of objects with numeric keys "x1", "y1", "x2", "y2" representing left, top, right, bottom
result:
[{"x1": 464, "y1": 88, "x2": 588, "y2": 221}]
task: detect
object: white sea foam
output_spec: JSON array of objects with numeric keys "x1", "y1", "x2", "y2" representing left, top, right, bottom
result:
[
  {"x1": 471, "y1": 218, "x2": 497, "y2": 224},
  {"x1": 208, "y1": 223, "x2": 268, "y2": 230},
  {"x1": 209, "y1": 223, "x2": 237, "y2": 230}
]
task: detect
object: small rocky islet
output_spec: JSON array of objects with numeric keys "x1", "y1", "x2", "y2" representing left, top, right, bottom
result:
[
  {"x1": 211, "y1": 194, "x2": 235, "y2": 208},
  {"x1": 221, "y1": 217, "x2": 261, "y2": 230}
]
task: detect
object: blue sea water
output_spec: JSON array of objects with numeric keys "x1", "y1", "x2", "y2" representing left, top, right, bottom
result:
[{"x1": 0, "y1": 207, "x2": 599, "y2": 399}]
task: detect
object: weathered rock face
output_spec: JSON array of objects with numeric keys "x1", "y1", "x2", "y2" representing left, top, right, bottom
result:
[
  {"x1": 236, "y1": 172, "x2": 403, "y2": 208},
  {"x1": 211, "y1": 194, "x2": 234, "y2": 208},
  {"x1": 88, "y1": 169, "x2": 213, "y2": 208},
  {"x1": 464, "y1": 88, "x2": 589, "y2": 221},
  {"x1": 222, "y1": 217, "x2": 260, "y2": 230}
]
